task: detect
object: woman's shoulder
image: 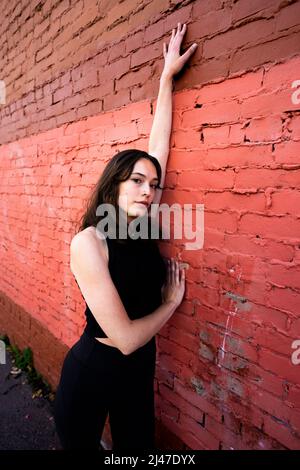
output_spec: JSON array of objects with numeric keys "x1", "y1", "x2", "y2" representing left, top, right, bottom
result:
[{"x1": 70, "y1": 226, "x2": 109, "y2": 263}]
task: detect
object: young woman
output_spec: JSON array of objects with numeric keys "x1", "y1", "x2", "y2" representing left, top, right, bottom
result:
[{"x1": 54, "y1": 23, "x2": 197, "y2": 451}]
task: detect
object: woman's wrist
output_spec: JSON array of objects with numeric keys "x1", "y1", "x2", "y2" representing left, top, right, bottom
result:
[
  {"x1": 160, "y1": 71, "x2": 173, "y2": 85},
  {"x1": 163, "y1": 299, "x2": 178, "y2": 309}
]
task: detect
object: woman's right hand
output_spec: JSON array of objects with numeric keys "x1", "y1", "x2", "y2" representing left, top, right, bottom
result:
[
  {"x1": 161, "y1": 23, "x2": 198, "y2": 81},
  {"x1": 161, "y1": 258, "x2": 186, "y2": 308}
]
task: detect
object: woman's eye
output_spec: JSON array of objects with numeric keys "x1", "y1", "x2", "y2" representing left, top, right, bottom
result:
[{"x1": 131, "y1": 179, "x2": 158, "y2": 189}]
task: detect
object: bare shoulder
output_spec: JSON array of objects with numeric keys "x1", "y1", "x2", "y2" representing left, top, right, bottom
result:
[{"x1": 70, "y1": 226, "x2": 109, "y2": 270}]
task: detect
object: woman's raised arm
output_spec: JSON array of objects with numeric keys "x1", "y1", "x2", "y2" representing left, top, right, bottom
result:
[{"x1": 149, "y1": 23, "x2": 197, "y2": 205}]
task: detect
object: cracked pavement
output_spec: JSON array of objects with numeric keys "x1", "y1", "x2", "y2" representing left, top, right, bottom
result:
[{"x1": 0, "y1": 348, "x2": 62, "y2": 450}]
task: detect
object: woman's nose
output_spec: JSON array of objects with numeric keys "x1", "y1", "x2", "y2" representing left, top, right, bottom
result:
[{"x1": 142, "y1": 182, "x2": 151, "y2": 195}]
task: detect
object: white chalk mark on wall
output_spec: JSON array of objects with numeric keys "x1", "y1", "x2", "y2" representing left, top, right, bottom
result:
[
  {"x1": 217, "y1": 305, "x2": 239, "y2": 368},
  {"x1": 0, "y1": 80, "x2": 6, "y2": 104}
]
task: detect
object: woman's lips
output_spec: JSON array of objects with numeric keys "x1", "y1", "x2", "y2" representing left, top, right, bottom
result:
[{"x1": 136, "y1": 201, "x2": 149, "y2": 207}]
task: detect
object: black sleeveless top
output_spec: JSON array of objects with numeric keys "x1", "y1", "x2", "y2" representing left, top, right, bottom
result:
[{"x1": 83, "y1": 236, "x2": 167, "y2": 338}]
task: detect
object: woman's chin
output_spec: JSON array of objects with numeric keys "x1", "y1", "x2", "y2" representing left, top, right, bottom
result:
[{"x1": 128, "y1": 207, "x2": 148, "y2": 218}]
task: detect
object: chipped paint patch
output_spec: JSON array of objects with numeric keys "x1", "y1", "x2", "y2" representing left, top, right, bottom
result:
[
  {"x1": 191, "y1": 377, "x2": 206, "y2": 396},
  {"x1": 225, "y1": 291, "x2": 252, "y2": 311}
]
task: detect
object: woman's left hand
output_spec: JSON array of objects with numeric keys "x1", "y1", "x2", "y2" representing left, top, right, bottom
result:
[{"x1": 162, "y1": 23, "x2": 198, "y2": 80}]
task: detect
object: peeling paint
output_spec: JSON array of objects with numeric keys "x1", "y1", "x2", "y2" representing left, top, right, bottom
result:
[
  {"x1": 211, "y1": 381, "x2": 228, "y2": 401},
  {"x1": 225, "y1": 291, "x2": 252, "y2": 312},
  {"x1": 199, "y1": 330, "x2": 210, "y2": 342},
  {"x1": 199, "y1": 342, "x2": 214, "y2": 362},
  {"x1": 190, "y1": 377, "x2": 206, "y2": 396},
  {"x1": 227, "y1": 376, "x2": 244, "y2": 398}
]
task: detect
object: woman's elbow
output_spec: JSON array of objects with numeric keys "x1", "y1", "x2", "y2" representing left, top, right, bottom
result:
[{"x1": 120, "y1": 342, "x2": 135, "y2": 356}]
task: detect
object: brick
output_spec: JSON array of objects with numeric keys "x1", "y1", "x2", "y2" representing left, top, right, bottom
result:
[
  {"x1": 186, "y1": 282, "x2": 220, "y2": 307},
  {"x1": 156, "y1": 367, "x2": 174, "y2": 389},
  {"x1": 241, "y1": 423, "x2": 285, "y2": 450},
  {"x1": 273, "y1": 141, "x2": 300, "y2": 165},
  {"x1": 192, "y1": 0, "x2": 223, "y2": 18},
  {"x1": 247, "y1": 363, "x2": 287, "y2": 398},
  {"x1": 232, "y1": 32, "x2": 300, "y2": 77},
  {"x1": 33, "y1": 16, "x2": 50, "y2": 39},
  {"x1": 130, "y1": 78, "x2": 158, "y2": 102},
  {"x1": 205, "y1": 211, "x2": 238, "y2": 233},
  {"x1": 251, "y1": 387, "x2": 299, "y2": 429},
  {"x1": 189, "y1": 9, "x2": 231, "y2": 40},
  {"x1": 131, "y1": 42, "x2": 162, "y2": 68},
  {"x1": 205, "y1": 414, "x2": 244, "y2": 449},
  {"x1": 177, "y1": 300, "x2": 195, "y2": 317},
  {"x1": 263, "y1": 414, "x2": 300, "y2": 450},
  {"x1": 288, "y1": 115, "x2": 300, "y2": 139},
  {"x1": 168, "y1": 313, "x2": 197, "y2": 336},
  {"x1": 289, "y1": 317, "x2": 300, "y2": 337},
  {"x1": 114, "y1": 100, "x2": 149, "y2": 123},
  {"x1": 211, "y1": 144, "x2": 274, "y2": 171},
  {"x1": 53, "y1": 83, "x2": 73, "y2": 103},
  {"x1": 180, "y1": 55, "x2": 230, "y2": 89},
  {"x1": 203, "y1": 18, "x2": 275, "y2": 59},
  {"x1": 179, "y1": 413, "x2": 220, "y2": 449},
  {"x1": 286, "y1": 384, "x2": 300, "y2": 408},
  {"x1": 77, "y1": 101, "x2": 102, "y2": 119},
  {"x1": 50, "y1": 0, "x2": 70, "y2": 22},
  {"x1": 234, "y1": 0, "x2": 276, "y2": 23},
  {"x1": 277, "y1": 2, "x2": 300, "y2": 31},
  {"x1": 204, "y1": 191, "x2": 265, "y2": 212},
  {"x1": 182, "y1": 100, "x2": 240, "y2": 127},
  {"x1": 180, "y1": 431, "x2": 208, "y2": 450},
  {"x1": 103, "y1": 89, "x2": 130, "y2": 112},
  {"x1": 158, "y1": 414, "x2": 188, "y2": 449},
  {"x1": 247, "y1": 304, "x2": 288, "y2": 332},
  {"x1": 240, "y1": 87, "x2": 293, "y2": 118},
  {"x1": 240, "y1": 213, "x2": 300, "y2": 241},
  {"x1": 73, "y1": 69, "x2": 98, "y2": 93},
  {"x1": 171, "y1": 129, "x2": 203, "y2": 151},
  {"x1": 268, "y1": 263, "x2": 300, "y2": 290},
  {"x1": 104, "y1": 121, "x2": 138, "y2": 143},
  {"x1": 234, "y1": 168, "x2": 295, "y2": 191},
  {"x1": 178, "y1": 169, "x2": 235, "y2": 190},
  {"x1": 115, "y1": 66, "x2": 152, "y2": 92},
  {"x1": 263, "y1": 56, "x2": 300, "y2": 89},
  {"x1": 159, "y1": 383, "x2": 205, "y2": 424},
  {"x1": 253, "y1": 327, "x2": 295, "y2": 356},
  {"x1": 105, "y1": 0, "x2": 135, "y2": 26},
  {"x1": 64, "y1": 121, "x2": 88, "y2": 139},
  {"x1": 164, "y1": 3, "x2": 193, "y2": 30},
  {"x1": 258, "y1": 347, "x2": 300, "y2": 384},
  {"x1": 124, "y1": 31, "x2": 144, "y2": 54},
  {"x1": 202, "y1": 126, "x2": 229, "y2": 145},
  {"x1": 268, "y1": 287, "x2": 300, "y2": 316},
  {"x1": 63, "y1": 94, "x2": 82, "y2": 112},
  {"x1": 167, "y1": 324, "x2": 198, "y2": 350},
  {"x1": 144, "y1": 19, "x2": 166, "y2": 44},
  {"x1": 136, "y1": 116, "x2": 153, "y2": 136},
  {"x1": 79, "y1": 127, "x2": 105, "y2": 146},
  {"x1": 244, "y1": 116, "x2": 282, "y2": 142},
  {"x1": 158, "y1": 337, "x2": 195, "y2": 366}
]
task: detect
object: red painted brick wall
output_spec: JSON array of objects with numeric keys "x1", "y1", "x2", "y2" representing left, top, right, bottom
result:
[{"x1": 1, "y1": 0, "x2": 300, "y2": 450}]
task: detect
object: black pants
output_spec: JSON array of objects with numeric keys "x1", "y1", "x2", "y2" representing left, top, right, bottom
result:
[{"x1": 53, "y1": 331, "x2": 156, "y2": 450}]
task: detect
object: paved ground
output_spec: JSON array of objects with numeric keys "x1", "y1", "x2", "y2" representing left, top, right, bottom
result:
[{"x1": 0, "y1": 348, "x2": 62, "y2": 450}]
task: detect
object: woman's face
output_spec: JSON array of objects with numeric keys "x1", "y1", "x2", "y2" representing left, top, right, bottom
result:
[{"x1": 118, "y1": 158, "x2": 159, "y2": 221}]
